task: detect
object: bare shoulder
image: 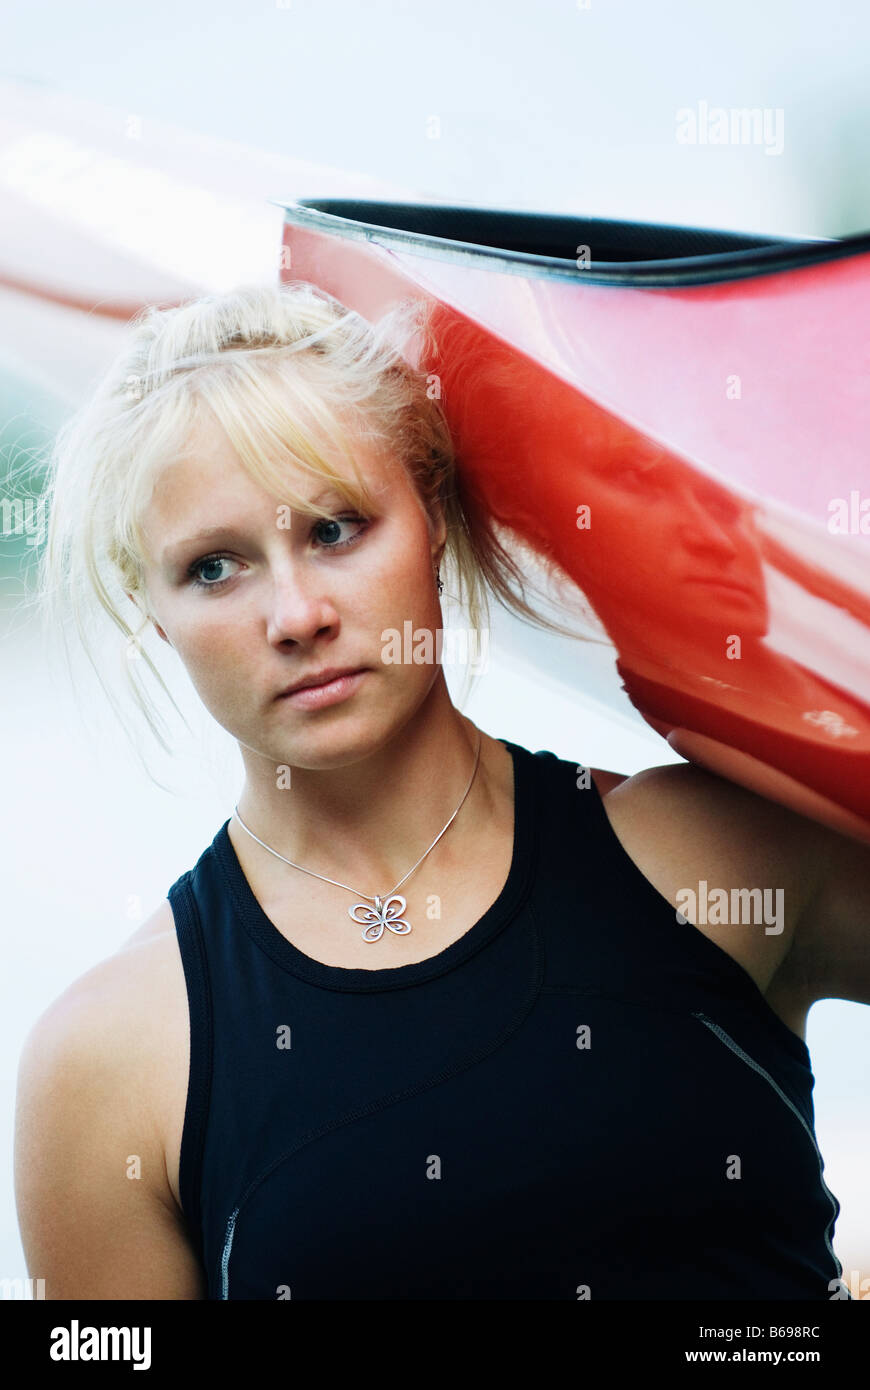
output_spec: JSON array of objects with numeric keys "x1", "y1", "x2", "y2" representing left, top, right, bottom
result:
[
  {"x1": 14, "y1": 900, "x2": 201, "y2": 1297},
  {"x1": 586, "y1": 760, "x2": 825, "y2": 1037},
  {"x1": 601, "y1": 758, "x2": 825, "y2": 863},
  {"x1": 593, "y1": 758, "x2": 823, "y2": 916},
  {"x1": 17, "y1": 901, "x2": 187, "y2": 1199}
]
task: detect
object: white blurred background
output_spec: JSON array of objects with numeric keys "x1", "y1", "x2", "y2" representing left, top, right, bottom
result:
[{"x1": 1, "y1": 0, "x2": 868, "y2": 1295}]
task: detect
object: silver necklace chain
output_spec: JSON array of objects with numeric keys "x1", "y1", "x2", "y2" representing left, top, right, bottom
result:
[{"x1": 232, "y1": 728, "x2": 483, "y2": 943}]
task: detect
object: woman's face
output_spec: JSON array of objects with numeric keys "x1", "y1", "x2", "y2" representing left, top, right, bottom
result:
[{"x1": 135, "y1": 413, "x2": 448, "y2": 769}]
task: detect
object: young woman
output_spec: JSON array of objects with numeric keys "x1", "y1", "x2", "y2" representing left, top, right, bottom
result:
[{"x1": 14, "y1": 283, "x2": 869, "y2": 1301}]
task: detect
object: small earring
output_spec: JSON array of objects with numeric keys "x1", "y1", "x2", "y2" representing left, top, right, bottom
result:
[{"x1": 436, "y1": 567, "x2": 444, "y2": 595}]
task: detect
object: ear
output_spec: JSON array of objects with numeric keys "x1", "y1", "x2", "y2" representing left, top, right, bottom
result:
[{"x1": 429, "y1": 498, "x2": 448, "y2": 569}]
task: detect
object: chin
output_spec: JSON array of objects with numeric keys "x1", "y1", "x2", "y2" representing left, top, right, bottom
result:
[{"x1": 278, "y1": 717, "x2": 403, "y2": 771}]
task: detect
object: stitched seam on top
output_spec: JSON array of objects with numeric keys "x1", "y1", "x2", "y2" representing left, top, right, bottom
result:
[{"x1": 693, "y1": 1010, "x2": 847, "y2": 1293}]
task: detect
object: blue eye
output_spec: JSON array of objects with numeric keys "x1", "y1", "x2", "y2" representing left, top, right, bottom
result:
[
  {"x1": 187, "y1": 515, "x2": 369, "y2": 590},
  {"x1": 311, "y1": 515, "x2": 369, "y2": 549},
  {"x1": 188, "y1": 555, "x2": 240, "y2": 589}
]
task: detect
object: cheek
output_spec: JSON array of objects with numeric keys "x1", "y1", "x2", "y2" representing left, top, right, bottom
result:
[
  {"x1": 173, "y1": 611, "x2": 249, "y2": 693},
  {"x1": 369, "y1": 523, "x2": 434, "y2": 601}
]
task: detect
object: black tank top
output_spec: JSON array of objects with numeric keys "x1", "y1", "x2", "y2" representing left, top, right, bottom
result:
[{"x1": 168, "y1": 739, "x2": 849, "y2": 1300}]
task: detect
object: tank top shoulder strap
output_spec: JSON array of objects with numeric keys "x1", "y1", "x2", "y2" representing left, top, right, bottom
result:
[{"x1": 518, "y1": 742, "x2": 813, "y2": 1068}]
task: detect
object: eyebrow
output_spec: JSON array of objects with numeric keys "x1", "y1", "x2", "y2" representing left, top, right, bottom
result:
[{"x1": 160, "y1": 487, "x2": 353, "y2": 565}]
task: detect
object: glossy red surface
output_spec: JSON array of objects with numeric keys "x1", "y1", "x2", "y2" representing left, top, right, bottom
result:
[{"x1": 278, "y1": 205, "x2": 870, "y2": 843}]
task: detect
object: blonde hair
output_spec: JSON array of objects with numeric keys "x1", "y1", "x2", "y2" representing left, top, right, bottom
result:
[{"x1": 34, "y1": 281, "x2": 597, "y2": 778}]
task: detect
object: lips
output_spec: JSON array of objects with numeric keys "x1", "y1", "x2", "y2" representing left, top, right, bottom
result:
[
  {"x1": 278, "y1": 666, "x2": 367, "y2": 697},
  {"x1": 689, "y1": 577, "x2": 752, "y2": 597}
]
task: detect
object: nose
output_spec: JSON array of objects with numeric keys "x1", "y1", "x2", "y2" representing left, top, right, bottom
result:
[
  {"x1": 263, "y1": 561, "x2": 339, "y2": 647},
  {"x1": 677, "y1": 480, "x2": 743, "y2": 562}
]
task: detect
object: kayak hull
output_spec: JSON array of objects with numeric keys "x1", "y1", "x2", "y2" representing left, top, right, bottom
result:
[{"x1": 278, "y1": 200, "x2": 870, "y2": 843}]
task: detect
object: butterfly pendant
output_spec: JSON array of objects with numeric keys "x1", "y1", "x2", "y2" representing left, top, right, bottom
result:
[{"x1": 348, "y1": 893, "x2": 412, "y2": 943}]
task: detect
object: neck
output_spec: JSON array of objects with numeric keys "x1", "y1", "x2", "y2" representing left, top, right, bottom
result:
[{"x1": 231, "y1": 678, "x2": 487, "y2": 891}]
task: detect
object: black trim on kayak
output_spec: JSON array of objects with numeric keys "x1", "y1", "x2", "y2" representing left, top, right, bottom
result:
[{"x1": 271, "y1": 198, "x2": 867, "y2": 288}]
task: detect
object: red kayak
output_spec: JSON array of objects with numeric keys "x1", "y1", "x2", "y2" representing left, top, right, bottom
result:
[{"x1": 278, "y1": 200, "x2": 870, "y2": 844}]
